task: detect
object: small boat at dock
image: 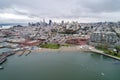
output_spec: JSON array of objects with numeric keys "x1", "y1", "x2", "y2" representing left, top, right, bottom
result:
[{"x1": 0, "y1": 66, "x2": 4, "y2": 69}]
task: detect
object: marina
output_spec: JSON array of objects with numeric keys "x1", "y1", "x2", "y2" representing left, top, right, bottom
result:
[
  {"x1": 0, "y1": 48, "x2": 31, "y2": 65},
  {"x1": 0, "y1": 45, "x2": 39, "y2": 66}
]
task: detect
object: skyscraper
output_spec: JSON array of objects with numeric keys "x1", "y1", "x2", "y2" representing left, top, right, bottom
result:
[
  {"x1": 61, "y1": 20, "x2": 64, "y2": 25},
  {"x1": 49, "y1": 20, "x2": 52, "y2": 26}
]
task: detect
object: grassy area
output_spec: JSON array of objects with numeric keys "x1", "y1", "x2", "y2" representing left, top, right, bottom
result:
[
  {"x1": 62, "y1": 44, "x2": 73, "y2": 47},
  {"x1": 39, "y1": 43, "x2": 60, "y2": 49}
]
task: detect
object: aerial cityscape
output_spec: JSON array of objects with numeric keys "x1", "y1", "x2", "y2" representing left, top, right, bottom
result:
[{"x1": 0, "y1": 0, "x2": 120, "y2": 80}]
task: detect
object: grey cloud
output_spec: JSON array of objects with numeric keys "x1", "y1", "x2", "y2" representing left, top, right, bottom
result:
[
  {"x1": 77, "y1": 0, "x2": 120, "y2": 13},
  {"x1": 0, "y1": 0, "x2": 120, "y2": 23}
]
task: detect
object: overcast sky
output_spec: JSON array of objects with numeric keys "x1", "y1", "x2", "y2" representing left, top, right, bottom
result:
[{"x1": 0, "y1": 0, "x2": 120, "y2": 23}]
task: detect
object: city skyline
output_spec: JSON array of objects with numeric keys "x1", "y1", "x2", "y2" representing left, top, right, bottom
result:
[{"x1": 0, "y1": 0, "x2": 120, "y2": 23}]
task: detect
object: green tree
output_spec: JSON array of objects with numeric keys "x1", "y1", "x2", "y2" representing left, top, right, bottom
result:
[{"x1": 115, "y1": 46, "x2": 120, "y2": 54}]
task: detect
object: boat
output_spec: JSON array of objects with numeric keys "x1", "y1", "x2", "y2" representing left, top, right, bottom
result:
[{"x1": 0, "y1": 66, "x2": 4, "y2": 69}]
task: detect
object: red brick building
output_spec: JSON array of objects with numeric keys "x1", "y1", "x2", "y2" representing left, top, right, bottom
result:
[{"x1": 66, "y1": 38, "x2": 88, "y2": 45}]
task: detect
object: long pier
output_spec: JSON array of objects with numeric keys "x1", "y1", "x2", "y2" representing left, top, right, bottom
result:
[
  {"x1": 25, "y1": 50, "x2": 31, "y2": 56},
  {"x1": 18, "y1": 50, "x2": 26, "y2": 56}
]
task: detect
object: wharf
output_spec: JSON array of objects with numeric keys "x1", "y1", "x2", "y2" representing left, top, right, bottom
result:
[{"x1": 0, "y1": 50, "x2": 21, "y2": 65}]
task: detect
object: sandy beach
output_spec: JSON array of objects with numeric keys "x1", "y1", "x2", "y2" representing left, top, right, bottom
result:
[
  {"x1": 14, "y1": 45, "x2": 95, "y2": 57},
  {"x1": 31, "y1": 45, "x2": 93, "y2": 53}
]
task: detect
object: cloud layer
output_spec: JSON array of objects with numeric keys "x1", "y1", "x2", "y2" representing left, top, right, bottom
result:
[{"x1": 0, "y1": 0, "x2": 120, "y2": 23}]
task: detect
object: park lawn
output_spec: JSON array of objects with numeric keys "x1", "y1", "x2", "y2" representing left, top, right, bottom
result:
[{"x1": 40, "y1": 43, "x2": 60, "y2": 49}]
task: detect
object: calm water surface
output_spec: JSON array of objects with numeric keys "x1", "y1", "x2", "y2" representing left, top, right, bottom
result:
[{"x1": 0, "y1": 50, "x2": 120, "y2": 80}]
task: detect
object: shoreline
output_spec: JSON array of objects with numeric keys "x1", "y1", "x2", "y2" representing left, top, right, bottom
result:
[
  {"x1": 31, "y1": 46, "x2": 120, "y2": 61},
  {"x1": 12, "y1": 45, "x2": 120, "y2": 61},
  {"x1": 31, "y1": 46, "x2": 92, "y2": 53}
]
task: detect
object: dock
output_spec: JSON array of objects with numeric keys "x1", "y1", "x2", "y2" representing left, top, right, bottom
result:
[
  {"x1": 25, "y1": 50, "x2": 31, "y2": 56},
  {"x1": 18, "y1": 50, "x2": 26, "y2": 56}
]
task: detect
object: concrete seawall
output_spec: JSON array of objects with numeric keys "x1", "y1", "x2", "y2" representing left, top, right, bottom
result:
[{"x1": 90, "y1": 49, "x2": 120, "y2": 61}]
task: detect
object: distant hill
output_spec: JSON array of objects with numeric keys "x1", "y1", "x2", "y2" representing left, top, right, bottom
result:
[
  {"x1": 0, "y1": 23, "x2": 27, "y2": 29},
  {"x1": 0, "y1": 23, "x2": 27, "y2": 26}
]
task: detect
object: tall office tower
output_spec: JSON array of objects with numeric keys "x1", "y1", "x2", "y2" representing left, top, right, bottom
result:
[
  {"x1": 49, "y1": 20, "x2": 52, "y2": 26},
  {"x1": 61, "y1": 20, "x2": 64, "y2": 25}
]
